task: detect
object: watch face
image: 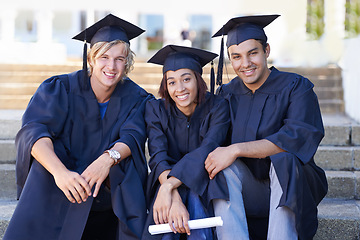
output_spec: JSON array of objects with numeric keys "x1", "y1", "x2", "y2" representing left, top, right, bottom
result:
[{"x1": 111, "y1": 150, "x2": 121, "y2": 160}]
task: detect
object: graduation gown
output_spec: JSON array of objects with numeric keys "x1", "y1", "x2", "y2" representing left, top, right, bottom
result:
[
  {"x1": 142, "y1": 93, "x2": 230, "y2": 239},
  {"x1": 218, "y1": 67, "x2": 328, "y2": 240},
  {"x1": 4, "y1": 70, "x2": 152, "y2": 240}
]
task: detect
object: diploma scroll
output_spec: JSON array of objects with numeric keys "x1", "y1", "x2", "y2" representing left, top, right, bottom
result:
[{"x1": 148, "y1": 216, "x2": 223, "y2": 235}]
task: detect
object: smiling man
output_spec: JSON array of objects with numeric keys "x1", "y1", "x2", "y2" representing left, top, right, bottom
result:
[{"x1": 205, "y1": 14, "x2": 328, "y2": 240}]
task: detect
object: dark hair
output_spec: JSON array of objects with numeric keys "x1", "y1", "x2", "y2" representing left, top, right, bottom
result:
[
  {"x1": 158, "y1": 70, "x2": 208, "y2": 106},
  {"x1": 256, "y1": 39, "x2": 268, "y2": 52}
]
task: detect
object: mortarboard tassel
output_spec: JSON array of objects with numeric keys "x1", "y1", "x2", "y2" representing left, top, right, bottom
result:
[
  {"x1": 210, "y1": 61, "x2": 215, "y2": 94},
  {"x1": 216, "y1": 35, "x2": 224, "y2": 87},
  {"x1": 83, "y1": 40, "x2": 88, "y2": 89}
]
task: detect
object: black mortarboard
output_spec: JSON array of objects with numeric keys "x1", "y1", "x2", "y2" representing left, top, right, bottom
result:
[
  {"x1": 147, "y1": 45, "x2": 218, "y2": 93},
  {"x1": 72, "y1": 13, "x2": 145, "y2": 47},
  {"x1": 72, "y1": 14, "x2": 145, "y2": 89},
  {"x1": 212, "y1": 14, "x2": 280, "y2": 47},
  {"x1": 212, "y1": 14, "x2": 279, "y2": 87}
]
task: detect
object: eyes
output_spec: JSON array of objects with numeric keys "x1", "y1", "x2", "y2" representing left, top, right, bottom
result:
[
  {"x1": 168, "y1": 77, "x2": 191, "y2": 86},
  {"x1": 99, "y1": 55, "x2": 126, "y2": 63},
  {"x1": 231, "y1": 50, "x2": 258, "y2": 60}
]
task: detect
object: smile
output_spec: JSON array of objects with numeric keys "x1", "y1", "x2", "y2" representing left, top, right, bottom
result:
[
  {"x1": 177, "y1": 94, "x2": 189, "y2": 100},
  {"x1": 242, "y1": 68, "x2": 255, "y2": 76},
  {"x1": 104, "y1": 72, "x2": 116, "y2": 77}
]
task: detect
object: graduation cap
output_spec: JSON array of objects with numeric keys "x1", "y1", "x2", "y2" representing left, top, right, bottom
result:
[
  {"x1": 147, "y1": 45, "x2": 218, "y2": 93},
  {"x1": 212, "y1": 14, "x2": 280, "y2": 87},
  {"x1": 73, "y1": 13, "x2": 145, "y2": 47},
  {"x1": 72, "y1": 14, "x2": 145, "y2": 88}
]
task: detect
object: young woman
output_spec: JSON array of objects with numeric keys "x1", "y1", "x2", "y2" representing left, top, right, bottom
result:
[
  {"x1": 142, "y1": 45, "x2": 230, "y2": 240},
  {"x1": 4, "y1": 14, "x2": 152, "y2": 240}
]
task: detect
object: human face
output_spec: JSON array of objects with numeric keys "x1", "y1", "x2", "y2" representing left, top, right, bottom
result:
[
  {"x1": 228, "y1": 39, "x2": 271, "y2": 92},
  {"x1": 166, "y1": 68, "x2": 198, "y2": 117},
  {"x1": 90, "y1": 43, "x2": 127, "y2": 91}
]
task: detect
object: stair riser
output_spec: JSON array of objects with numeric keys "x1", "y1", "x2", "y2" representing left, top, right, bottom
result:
[
  {"x1": 0, "y1": 141, "x2": 16, "y2": 164},
  {"x1": 315, "y1": 147, "x2": 360, "y2": 171},
  {"x1": 314, "y1": 218, "x2": 360, "y2": 240},
  {"x1": 0, "y1": 165, "x2": 16, "y2": 200}
]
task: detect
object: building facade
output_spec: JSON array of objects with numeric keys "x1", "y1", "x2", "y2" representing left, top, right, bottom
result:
[{"x1": 0, "y1": 0, "x2": 359, "y2": 121}]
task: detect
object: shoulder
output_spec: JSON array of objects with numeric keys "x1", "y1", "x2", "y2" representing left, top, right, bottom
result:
[
  {"x1": 272, "y1": 67, "x2": 314, "y2": 90},
  {"x1": 40, "y1": 70, "x2": 83, "y2": 93},
  {"x1": 121, "y1": 78, "x2": 150, "y2": 98},
  {"x1": 218, "y1": 77, "x2": 241, "y2": 93},
  {"x1": 146, "y1": 98, "x2": 167, "y2": 114},
  {"x1": 258, "y1": 67, "x2": 314, "y2": 97}
]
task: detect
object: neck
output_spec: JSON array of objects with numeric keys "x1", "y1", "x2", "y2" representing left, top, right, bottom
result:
[{"x1": 90, "y1": 78, "x2": 115, "y2": 103}]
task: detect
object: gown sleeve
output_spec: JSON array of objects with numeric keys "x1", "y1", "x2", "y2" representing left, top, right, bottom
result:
[
  {"x1": 145, "y1": 99, "x2": 174, "y2": 193},
  {"x1": 112, "y1": 91, "x2": 154, "y2": 186},
  {"x1": 169, "y1": 97, "x2": 230, "y2": 197},
  {"x1": 15, "y1": 75, "x2": 69, "y2": 197},
  {"x1": 265, "y1": 76, "x2": 324, "y2": 164}
]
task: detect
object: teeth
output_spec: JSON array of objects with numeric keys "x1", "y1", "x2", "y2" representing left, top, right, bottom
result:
[
  {"x1": 177, "y1": 94, "x2": 188, "y2": 100},
  {"x1": 104, "y1": 72, "x2": 116, "y2": 77}
]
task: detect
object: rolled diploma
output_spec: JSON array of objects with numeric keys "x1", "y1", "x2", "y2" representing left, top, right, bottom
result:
[{"x1": 148, "y1": 216, "x2": 223, "y2": 235}]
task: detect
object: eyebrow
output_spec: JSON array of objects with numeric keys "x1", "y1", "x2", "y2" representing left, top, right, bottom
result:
[
  {"x1": 166, "y1": 72, "x2": 192, "y2": 81},
  {"x1": 230, "y1": 47, "x2": 259, "y2": 56}
]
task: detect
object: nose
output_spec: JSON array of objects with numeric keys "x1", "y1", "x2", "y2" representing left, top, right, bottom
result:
[
  {"x1": 241, "y1": 56, "x2": 251, "y2": 68},
  {"x1": 107, "y1": 59, "x2": 116, "y2": 70},
  {"x1": 176, "y1": 82, "x2": 185, "y2": 92}
]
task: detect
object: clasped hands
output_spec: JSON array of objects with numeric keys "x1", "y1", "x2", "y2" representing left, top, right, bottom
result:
[
  {"x1": 153, "y1": 181, "x2": 191, "y2": 235},
  {"x1": 53, "y1": 152, "x2": 113, "y2": 204}
]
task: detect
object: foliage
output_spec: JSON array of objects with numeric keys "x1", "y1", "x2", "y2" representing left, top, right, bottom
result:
[
  {"x1": 345, "y1": 0, "x2": 360, "y2": 38},
  {"x1": 306, "y1": 0, "x2": 325, "y2": 40}
]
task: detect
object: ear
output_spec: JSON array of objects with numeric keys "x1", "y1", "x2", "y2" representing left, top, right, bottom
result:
[{"x1": 265, "y1": 43, "x2": 270, "y2": 58}]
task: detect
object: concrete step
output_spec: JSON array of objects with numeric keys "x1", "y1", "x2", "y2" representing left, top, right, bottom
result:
[
  {"x1": 314, "y1": 86, "x2": 343, "y2": 100},
  {"x1": 315, "y1": 146, "x2": 360, "y2": 171},
  {"x1": 314, "y1": 198, "x2": 360, "y2": 240},
  {"x1": 0, "y1": 63, "x2": 344, "y2": 112},
  {"x1": 0, "y1": 199, "x2": 17, "y2": 240},
  {"x1": 1, "y1": 162, "x2": 359, "y2": 203},
  {"x1": 325, "y1": 170, "x2": 360, "y2": 199},
  {"x1": 0, "y1": 164, "x2": 16, "y2": 200},
  {"x1": 0, "y1": 197, "x2": 358, "y2": 240},
  {"x1": 0, "y1": 84, "x2": 159, "y2": 109},
  {"x1": 1, "y1": 133, "x2": 358, "y2": 167},
  {"x1": 318, "y1": 99, "x2": 345, "y2": 114},
  {"x1": 0, "y1": 93, "x2": 343, "y2": 112}
]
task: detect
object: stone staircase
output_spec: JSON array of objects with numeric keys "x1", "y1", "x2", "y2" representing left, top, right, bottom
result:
[
  {"x1": 0, "y1": 62, "x2": 357, "y2": 239},
  {"x1": 0, "y1": 61, "x2": 344, "y2": 114}
]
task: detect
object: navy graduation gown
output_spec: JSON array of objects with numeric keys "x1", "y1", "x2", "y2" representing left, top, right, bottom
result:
[
  {"x1": 4, "y1": 70, "x2": 152, "y2": 240},
  {"x1": 218, "y1": 67, "x2": 328, "y2": 240},
  {"x1": 142, "y1": 93, "x2": 230, "y2": 239}
]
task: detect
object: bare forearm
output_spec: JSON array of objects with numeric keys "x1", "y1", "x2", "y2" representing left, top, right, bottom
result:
[
  {"x1": 31, "y1": 137, "x2": 67, "y2": 175},
  {"x1": 110, "y1": 142, "x2": 131, "y2": 162},
  {"x1": 231, "y1": 139, "x2": 285, "y2": 159},
  {"x1": 206, "y1": 139, "x2": 285, "y2": 179}
]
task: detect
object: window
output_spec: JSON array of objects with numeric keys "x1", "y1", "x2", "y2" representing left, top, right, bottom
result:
[
  {"x1": 306, "y1": 0, "x2": 325, "y2": 40},
  {"x1": 189, "y1": 15, "x2": 212, "y2": 50},
  {"x1": 140, "y1": 14, "x2": 164, "y2": 50},
  {"x1": 345, "y1": 0, "x2": 360, "y2": 37}
]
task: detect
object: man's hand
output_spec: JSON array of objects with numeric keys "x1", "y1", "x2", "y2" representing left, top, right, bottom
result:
[
  {"x1": 81, "y1": 153, "x2": 113, "y2": 198},
  {"x1": 53, "y1": 169, "x2": 91, "y2": 204},
  {"x1": 205, "y1": 146, "x2": 237, "y2": 179}
]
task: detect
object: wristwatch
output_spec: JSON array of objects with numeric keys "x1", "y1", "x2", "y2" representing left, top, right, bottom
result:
[{"x1": 104, "y1": 149, "x2": 121, "y2": 165}]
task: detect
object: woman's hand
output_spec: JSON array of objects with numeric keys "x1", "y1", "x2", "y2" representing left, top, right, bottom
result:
[
  {"x1": 168, "y1": 191, "x2": 190, "y2": 235},
  {"x1": 81, "y1": 153, "x2": 113, "y2": 198},
  {"x1": 153, "y1": 182, "x2": 173, "y2": 224}
]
